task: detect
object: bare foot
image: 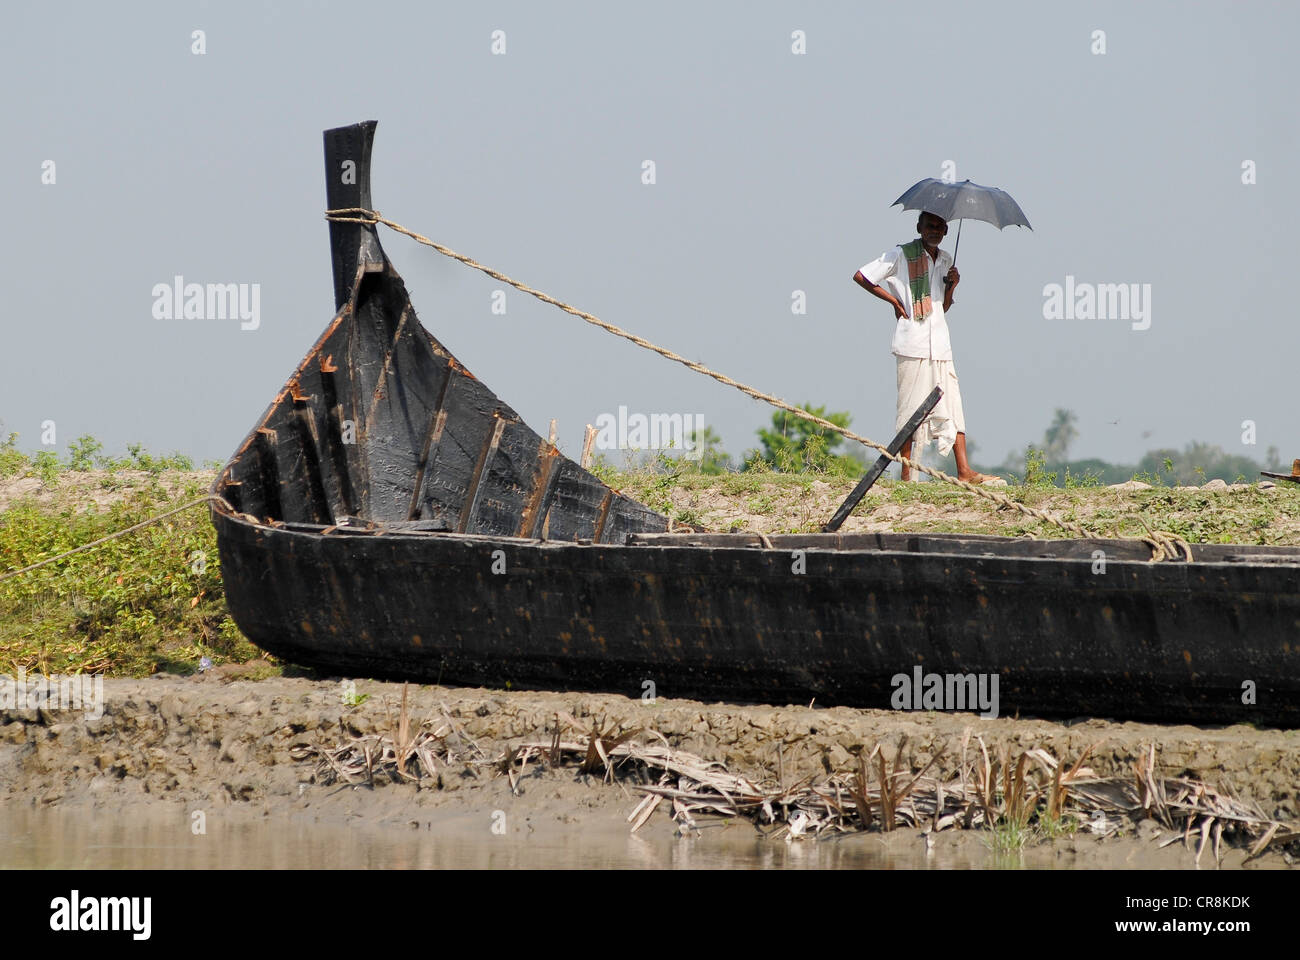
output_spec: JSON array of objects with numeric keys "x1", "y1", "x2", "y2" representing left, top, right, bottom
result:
[{"x1": 959, "y1": 472, "x2": 1006, "y2": 487}]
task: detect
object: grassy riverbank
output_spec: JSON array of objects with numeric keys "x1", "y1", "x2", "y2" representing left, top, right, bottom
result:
[
  {"x1": 0, "y1": 471, "x2": 257, "y2": 678},
  {"x1": 1, "y1": 465, "x2": 1297, "y2": 679},
  {"x1": 608, "y1": 464, "x2": 1299, "y2": 543},
  {"x1": 3, "y1": 466, "x2": 1298, "y2": 866}
]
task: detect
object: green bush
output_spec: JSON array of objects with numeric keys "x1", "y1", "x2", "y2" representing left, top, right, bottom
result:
[
  {"x1": 67, "y1": 435, "x2": 104, "y2": 472},
  {"x1": 0, "y1": 479, "x2": 256, "y2": 676},
  {"x1": 32, "y1": 451, "x2": 61, "y2": 486},
  {"x1": 0, "y1": 431, "x2": 28, "y2": 479},
  {"x1": 751, "y1": 403, "x2": 862, "y2": 476},
  {"x1": 1020, "y1": 447, "x2": 1057, "y2": 489}
]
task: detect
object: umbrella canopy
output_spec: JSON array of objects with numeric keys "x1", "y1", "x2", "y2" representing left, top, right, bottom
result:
[
  {"x1": 892, "y1": 178, "x2": 1032, "y2": 230},
  {"x1": 892, "y1": 178, "x2": 1031, "y2": 266}
]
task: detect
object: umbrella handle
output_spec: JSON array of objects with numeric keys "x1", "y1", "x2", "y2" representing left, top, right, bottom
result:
[{"x1": 951, "y1": 219, "x2": 962, "y2": 270}]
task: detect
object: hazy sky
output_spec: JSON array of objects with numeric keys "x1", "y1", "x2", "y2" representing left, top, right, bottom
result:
[{"x1": 4, "y1": 0, "x2": 1295, "y2": 469}]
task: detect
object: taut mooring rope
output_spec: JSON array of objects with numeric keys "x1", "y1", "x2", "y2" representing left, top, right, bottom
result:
[
  {"x1": 0, "y1": 495, "x2": 235, "y2": 583},
  {"x1": 325, "y1": 207, "x2": 1192, "y2": 562}
]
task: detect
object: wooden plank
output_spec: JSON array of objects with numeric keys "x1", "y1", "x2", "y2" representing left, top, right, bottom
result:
[
  {"x1": 342, "y1": 306, "x2": 373, "y2": 518},
  {"x1": 349, "y1": 274, "x2": 444, "y2": 522},
  {"x1": 539, "y1": 459, "x2": 608, "y2": 542},
  {"x1": 407, "y1": 409, "x2": 448, "y2": 518},
  {"x1": 458, "y1": 416, "x2": 507, "y2": 533},
  {"x1": 823, "y1": 386, "x2": 942, "y2": 532},
  {"x1": 524, "y1": 446, "x2": 562, "y2": 539},
  {"x1": 624, "y1": 530, "x2": 1162, "y2": 561},
  {"x1": 406, "y1": 363, "x2": 454, "y2": 521},
  {"x1": 592, "y1": 489, "x2": 614, "y2": 543},
  {"x1": 254, "y1": 429, "x2": 283, "y2": 522},
  {"x1": 318, "y1": 356, "x2": 359, "y2": 517},
  {"x1": 223, "y1": 481, "x2": 243, "y2": 512},
  {"x1": 469, "y1": 420, "x2": 550, "y2": 537},
  {"x1": 295, "y1": 358, "x2": 347, "y2": 520},
  {"x1": 293, "y1": 400, "x2": 333, "y2": 523},
  {"x1": 409, "y1": 364, "x2": 499, "y2": 528},
  {"x1": 602, "y1": 496, "x2": 671, "y2": 542}
]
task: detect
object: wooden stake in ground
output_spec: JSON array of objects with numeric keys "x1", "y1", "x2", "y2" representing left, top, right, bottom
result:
[{"x1": 581, "y1": 424, "x2": 596, "y2": 469}]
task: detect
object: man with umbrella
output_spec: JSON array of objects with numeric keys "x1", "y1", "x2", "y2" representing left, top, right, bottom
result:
[{"x1": 853, "y1": 179, "x2": 1030, "y2": 484}]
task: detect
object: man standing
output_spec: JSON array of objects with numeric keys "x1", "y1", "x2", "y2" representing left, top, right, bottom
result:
[{"x1": 853, "y1": 211, "x2": 1001, "y2": 484}]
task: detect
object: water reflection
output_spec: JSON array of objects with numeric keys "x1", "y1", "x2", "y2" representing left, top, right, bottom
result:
[{"x1": 0, "y1": 806, "x2": 1006, "y2": 870}]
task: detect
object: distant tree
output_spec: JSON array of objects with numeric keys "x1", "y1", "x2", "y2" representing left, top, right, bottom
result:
[
  {"x1": 992, "y1": 431, "x2": 1273, "y2": 489},
  {"x1": 686, "y1": 425, "x2": 732, "y2": 475},
  {"x1": 751, "y1": 403, "x2": 857, "y2": 473},
  {"x1": 1042, "y1": 409, "x2": 1078, "y2": 462},
  {"x1": 1134, "y1": 442, "x2": 1264, "y2": 485}
]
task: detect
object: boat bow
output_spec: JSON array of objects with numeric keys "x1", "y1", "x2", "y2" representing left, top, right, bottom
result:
[{"x1": 212, "y1": 121, "x2": 667, "y2": 543}]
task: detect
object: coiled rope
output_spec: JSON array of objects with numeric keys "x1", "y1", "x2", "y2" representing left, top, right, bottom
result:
[{"x1": 325, "y1": 206, "x2": 1191, "y2": 562}]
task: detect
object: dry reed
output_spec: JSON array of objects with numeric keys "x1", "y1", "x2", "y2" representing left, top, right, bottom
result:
[{"x1": 293, "y1": 698, "x2": 1297, "y2": 861}]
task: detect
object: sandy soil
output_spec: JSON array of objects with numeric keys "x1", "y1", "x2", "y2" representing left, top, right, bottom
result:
[
  {"x1": 659, "y1": 476, "x2": 1293, "y2": 538},
  {"x1": 2, "y1": 469, "x2": 1290, "y2": 540},
  {"x1": 0, "y1": 471, "x2": 214, "y2": 514},
  {"x1": 3, "y1": 674, "x2": 1295, "y2": 868}
]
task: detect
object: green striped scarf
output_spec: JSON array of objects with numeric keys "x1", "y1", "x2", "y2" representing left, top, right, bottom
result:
[{"x1": 900, "y1": 239, "x2": 933, "y2": 321}]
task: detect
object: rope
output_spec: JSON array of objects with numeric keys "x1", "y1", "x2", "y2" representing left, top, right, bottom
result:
[
  {"x1": 325, "y1": 207, "x2": 1192, "y2": 562},
  {"x1": 0, "y1": 495, "x2": 234, "y2": 584}
]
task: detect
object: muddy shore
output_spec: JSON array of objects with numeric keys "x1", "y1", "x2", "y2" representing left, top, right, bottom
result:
[
  {"x1": 4, "y1": 472, "x2": 1298, "y2": 867},
  {"x1": 3, "y1": 674, "x2": 1296, "y2": 868}
]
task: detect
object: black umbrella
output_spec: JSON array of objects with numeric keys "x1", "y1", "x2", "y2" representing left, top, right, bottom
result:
[{"x1": 892, "y1": 178, "x2": 1032, "y2": 267}]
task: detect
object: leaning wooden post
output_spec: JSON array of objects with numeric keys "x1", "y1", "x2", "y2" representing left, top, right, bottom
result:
[
  {"x1": 580, "y1": 424, "x2": 596, "y2": 469},
  {"x1": 823, "y1": 386, "x2": 943, "y2": 532}
]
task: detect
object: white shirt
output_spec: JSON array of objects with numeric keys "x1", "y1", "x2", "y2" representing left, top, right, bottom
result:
[{"x1": 859, "y1": 244, "x2": 953, "y2": 360}]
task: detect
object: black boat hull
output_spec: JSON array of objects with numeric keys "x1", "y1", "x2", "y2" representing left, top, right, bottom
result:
[{"x1": 213, "y1": 512, "x2": 1300, "y2": 725}]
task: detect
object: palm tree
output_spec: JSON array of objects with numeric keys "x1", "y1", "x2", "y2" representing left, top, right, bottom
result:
[{"x1": 1043, "y1": 409, "x2": 1078, "y2": 462}]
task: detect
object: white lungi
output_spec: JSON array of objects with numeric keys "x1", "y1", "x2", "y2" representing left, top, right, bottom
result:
[{"x1": 896, "y1": 357, "x2": 965, "y2": 457}]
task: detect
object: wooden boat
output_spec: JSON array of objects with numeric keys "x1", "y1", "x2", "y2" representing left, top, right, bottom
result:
[{"x1": 211, "y1": 122, "x2": 1300, "y2": 726}]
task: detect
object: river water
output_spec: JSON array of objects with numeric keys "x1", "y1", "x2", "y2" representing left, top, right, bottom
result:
[{"x1": 0, "y1": 805, "x2": 1052, "y2": 869}]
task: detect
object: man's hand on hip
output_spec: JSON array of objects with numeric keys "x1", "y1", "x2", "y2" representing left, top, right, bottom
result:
[{"x1": 852, "y1": 270, "x2": 912, "y2": 321}]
